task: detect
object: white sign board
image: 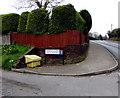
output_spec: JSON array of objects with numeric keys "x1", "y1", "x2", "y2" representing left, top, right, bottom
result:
[
  {"x1": 45, "y1": 49, "x2": 60, "y2": 55},
  {"x1": 45, "y1": 49, "x2": 64, "y2": 55},
  {"x1": 45, "y1": 49, "x2": 64, "y2": 64}
]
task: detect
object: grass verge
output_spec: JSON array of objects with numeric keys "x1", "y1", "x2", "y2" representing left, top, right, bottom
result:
[
  {"x1": 0, "y1": 44, "x2": 31, "y2": 70},
  {"x1": 109, "y1": 38, "x2": 120, "y2": 41}
]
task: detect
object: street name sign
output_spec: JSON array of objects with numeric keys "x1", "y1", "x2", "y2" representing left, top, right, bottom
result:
[
  {"x1": 45, "y1": 48, "x2": 64, "y2": 65},
  {"x1": 45, "y1": 49, "x2": 64, "y2": 55}
]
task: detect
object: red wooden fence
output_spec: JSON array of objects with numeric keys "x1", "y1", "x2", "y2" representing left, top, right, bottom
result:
[
  {"x1": 10, "y1": 30, "x2": 86, "y2": 47},
  {"x1": 81, "y1": 35, "x2": 86, "y2": 44}
]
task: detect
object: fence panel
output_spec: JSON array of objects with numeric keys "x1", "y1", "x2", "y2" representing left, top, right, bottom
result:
[{"x1": 10, "y1": 30, "x2": 83, "y2": 47}]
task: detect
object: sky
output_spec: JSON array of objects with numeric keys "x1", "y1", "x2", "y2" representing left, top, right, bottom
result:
[{"x1": 0, "y1": 0, "x2": 119, "y2": 36}]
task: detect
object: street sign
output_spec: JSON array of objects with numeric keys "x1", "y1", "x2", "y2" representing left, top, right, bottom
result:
[
  {"x1": 45, "y1": 48, "x2": 64, "y2": 65},
  {"x1": 45, "y1": 49, "x2": 64, "y2": 55}
]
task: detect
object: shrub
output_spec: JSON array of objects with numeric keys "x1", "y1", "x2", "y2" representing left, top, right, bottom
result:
[
  {"x1": 25, "y1": 8, "x2": 49, "y2": 34},
  {"x1": 2, "y1": 45, "x2": 19, "y2": 55},
  {"x1": 49, "y1": 4, "x2": 77, "y2": 33},
  {"x1": 17, "y1": 11, "x2": 29, "y2": 33},
  {"x1": 0, "y1": 15, "x2": 2, "y2": 34},
  {"x1": 111, "y1": 28, "x2": 120, "y2": 38},
  {"x1": 2, "y1": 13, "x2": 19, "y2": 34},
  {"x1": 76, "y1": 12, "x2": 85, "y2": 33},
  {"x1": 79, "y1": 9, "x2": 92, "y2": 32}
]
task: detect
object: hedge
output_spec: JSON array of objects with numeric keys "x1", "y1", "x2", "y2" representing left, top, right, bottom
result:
[
  {"x1": 17, "y1": 11, "x2": 29, "y2": 33},
  {"x1": 76, "y1": 12, "x2": 85, "y2": 33},
  {"x1": 0, "y1": 15, "x2": 2, "y2": 34},
  {"x1": 25, "y1": 8, "x2": 49, "y2": 34},
  {"x1": 79, "y1": 9, "x2": 92, "y2": 32},
  {"x1": 49, "y1": 4, "x2": 77, "y2": 33},
  {"x1": 2, "y1": 13, "x2": 19, "y2": 34}
]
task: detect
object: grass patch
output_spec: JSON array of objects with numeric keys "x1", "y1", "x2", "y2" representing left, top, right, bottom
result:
[
  {"x1": 109, "y1": 38, "x2": 120, "y2": 41},
  {"x1": 1, "y1": 44, "x2": 31, "y2": 70}
]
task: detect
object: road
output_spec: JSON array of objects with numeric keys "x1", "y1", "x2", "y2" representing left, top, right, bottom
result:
[
  {"x1": 91, "y1": 40, "x2": 120, "y2": 61},
  {"x1": 91, "y1": 40, "x2": 120, "y2": 97},
  {"x1": 1, "y1": 70, "x2": 119, "y2": 96},
  {"x1": 1, "y1": 41, "x2": 119, "y2": 97}
]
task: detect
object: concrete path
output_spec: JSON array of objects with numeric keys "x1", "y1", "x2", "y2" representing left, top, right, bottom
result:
[
  {"x1": 12, "y1": 42, "x2": 118, "y2": 76},
  {"x1": 0, "y1": 34, "x2": 10, "y2": 45}
]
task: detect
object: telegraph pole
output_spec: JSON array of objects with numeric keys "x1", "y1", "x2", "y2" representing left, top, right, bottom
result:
[{"x1": 111, "y1": 24, "x2": 113, "y2": 31}]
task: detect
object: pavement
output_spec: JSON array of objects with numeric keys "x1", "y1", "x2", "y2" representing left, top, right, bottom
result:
[{"x1": 12, "y1": 42, "x2": 118, "y2": 76}]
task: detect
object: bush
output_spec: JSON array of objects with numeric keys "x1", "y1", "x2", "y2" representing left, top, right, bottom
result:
[
  {"x1": 2, "y1": 13, "x2": 19, "y2": 34},
  {"x1": 2, "y1": 45, "x2": 19, "y2": 55},
  {"x1": 79, "y1": 9, "x2": 92, "y2": 32},
  {"x1": 0, "y1": 15, "x2": 2, "y2": 34},
  {"x1": 49, "y1": 4, "x2": 77, "y2": 33},
  {"x1": 76, "y1": 12, "x2": 85, "y2": 33},
  {"x1": 17, "y1": 11, "x2": 29, "y2": 33},
  {"x1": 25, "y1": 8, "x2": 49, "y2": 34},
  {"x1": 111, "y1": 28, "x2": 120, "y2": 38}
]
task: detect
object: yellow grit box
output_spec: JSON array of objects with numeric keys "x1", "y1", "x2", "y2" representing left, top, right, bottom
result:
[{"x1": 24, "y1": 55, "x2": 42, "y2": 68}]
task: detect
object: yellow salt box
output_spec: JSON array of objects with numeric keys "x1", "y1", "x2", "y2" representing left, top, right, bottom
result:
[{"x1": 24, "y1": 55, "x2": 42, "y2": 68}]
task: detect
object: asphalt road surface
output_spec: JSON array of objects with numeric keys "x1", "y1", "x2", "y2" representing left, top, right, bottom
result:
[
  {"x1": 91, "y1": 40, "x2": 120, "y2": 97},
  {"x1": 1, "y1": 41, "x2": 119, "y2": 97},
  {"x1": 91, "y1": 40, "x2": 120, "y2": 63},
  {"x1": 1, "y1": 70, "x2": 119, "y2": 96}
]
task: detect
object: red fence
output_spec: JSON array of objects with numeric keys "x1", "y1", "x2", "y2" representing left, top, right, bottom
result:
[
  {"x1": 10, "y1": 30, "x2": 86, "y2": 47},
  {"x1": 81, "y1": 35, "x2": 86, "y2": 44}
]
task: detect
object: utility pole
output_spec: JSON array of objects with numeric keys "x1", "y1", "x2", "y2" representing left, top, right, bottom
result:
[{"x1": 111, "y1": 24, "x2": 113, "y2": 31}]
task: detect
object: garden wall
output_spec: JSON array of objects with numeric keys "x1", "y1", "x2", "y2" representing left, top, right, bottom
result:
[
  {"x1": 10, "y1": 30, "x2": 86, "y2": 47},
  {"x1": 14, "y1": 44, "x2": 89, "y2": 68}
]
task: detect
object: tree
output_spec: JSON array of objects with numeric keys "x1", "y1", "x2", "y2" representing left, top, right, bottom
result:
[
  {"x1": 107, "y1": 30, "x2": 112, "y2": 38},
  {"x1": 111, "y1": 28, "x2": 120, "y2": 38},
  {"x1": 49, "y1": 4, "x2": 77, "y2": 33},
  {"x1": 17, "y1": 11, "x2": 29, "y2": 33},
  {"x1": 107, "y1": 28, "x2": 120, "y2": 38},
  {"x1": 79, "y1": 9, "x2": 92, "y2": 32},
  {"x1": 93, "y1": 32, "x2": 99, "y2": 39},
  {"x1": 25, "y1": 8, "x2": 49, "y2": 34},
  {"x1": 103, "y1": 35, "x2": 108, "y2": 40},
  {"x1": 2, "y1": 13, "x2": 19, "y2": 34},
  {"x1": 14, "y1": 0, "x2": 64, "y2": 10},
  {"x1": 98, "y1": 34, "x2": 103, "y2": 40}
]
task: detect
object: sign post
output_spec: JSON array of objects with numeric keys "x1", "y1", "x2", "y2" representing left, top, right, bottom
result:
[{"x1": 45, "y1": 48, "x2": 64, "y2": 65}]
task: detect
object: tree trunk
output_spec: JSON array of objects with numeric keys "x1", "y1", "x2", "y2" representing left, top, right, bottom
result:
[
  {"x1": 44, "y1": 1, "x2": 49, "y2": 9},
  {"x1": 35, "y1": 2, "x2": 42, "y2": 8}
]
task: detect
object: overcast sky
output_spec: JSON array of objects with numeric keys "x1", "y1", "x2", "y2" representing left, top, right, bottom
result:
[{"x1": 0, "y1": 0, "x2": 119, "y2": 36}]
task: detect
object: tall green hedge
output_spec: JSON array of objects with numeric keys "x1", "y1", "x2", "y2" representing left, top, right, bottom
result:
[
  {"x1": 2, "y1": 13, "x2": 19, "y2": 34},
  {"x1": 17, "y1": 11, "x2": 29, "y2": 33},
  {"x1": 0, "y1": 15, "x2": 2, "y2": 34},
  {"x1": 49, "y1": 4, "x2": 77, "y2": 33},
  {"x1": 25, "y1": 8, "x2": 49, "y2": 34},
  {"x1": 79, "y1": 9, "x2": 92, "y2": 32},
  {"x1": 76, "y1": 12, "x2": 85, "y2": 33}
]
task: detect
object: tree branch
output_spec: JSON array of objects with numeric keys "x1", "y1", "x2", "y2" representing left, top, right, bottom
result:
[{"x1": 13, "y1": 0, "x2": 65, "y2": 10}]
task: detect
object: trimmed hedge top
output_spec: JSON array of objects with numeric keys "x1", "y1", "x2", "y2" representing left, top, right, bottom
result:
[
  {"x1": 80, "y1": 9, "x2": 92, "y2": 32},
  {"x1": 2, "y1": 13, "x2": 19, "y2": 34},
  {"x1": 1, "y1": 4, "x2": 92, "y2": 35},
  {"x1": 17, "y1": 11, "x2": 29, "y2": 33},
  {"x1": 76, "y1": 12, "x2": 85, "y2": 34},
  {"x1": 49, "y1": 4, "x2": 77, "y2": 33},
  {"x1": 0, "y1": 15, "x2": 2, "y2": 34},
  {"x1": 25, "y1": 8, "x2": 49, "y2": 34}
]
